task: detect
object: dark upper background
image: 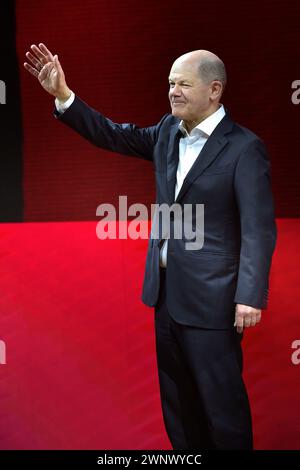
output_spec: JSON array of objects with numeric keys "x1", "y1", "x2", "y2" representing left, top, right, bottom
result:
[{"x1": 1, "y1": 0, "x2": 300, "y2": 221}]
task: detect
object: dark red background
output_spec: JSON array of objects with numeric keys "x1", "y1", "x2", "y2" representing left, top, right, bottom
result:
[{"x1": 17, "y1": 0, "x2": 300, "y2": 220}]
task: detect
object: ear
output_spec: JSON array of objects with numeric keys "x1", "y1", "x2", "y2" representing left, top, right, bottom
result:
[{"x1": 210, "y1": 80, "x2": 223, "y2": 101}]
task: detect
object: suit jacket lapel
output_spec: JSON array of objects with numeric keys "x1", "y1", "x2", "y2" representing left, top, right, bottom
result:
[
  {"x1": 166, "y1": 123, "x2": 181, "y2": 204},
  {"x1": 174, "y1": 113, "x2": 234, "y2": 204}
]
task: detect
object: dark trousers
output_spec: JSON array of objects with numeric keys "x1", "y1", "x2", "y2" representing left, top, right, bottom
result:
[{"x1": 154, "y1": 267, "x2": 253, "y2": 450}]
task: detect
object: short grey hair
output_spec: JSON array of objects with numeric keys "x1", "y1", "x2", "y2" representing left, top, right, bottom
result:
[{"x1": 198, "y1": 58, "x2": 227, "y2": 89}]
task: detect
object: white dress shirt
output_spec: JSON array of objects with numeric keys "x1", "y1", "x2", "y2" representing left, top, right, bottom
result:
[
  {"x1": 55, "y1": 95, "x2": 225, "y2": 268},
  {"x1": 159, "y1": 105, "x2": 226, "y2": 267},
  {"x1": 55, "y1": 91, "x2": 75, "y2": 113}
]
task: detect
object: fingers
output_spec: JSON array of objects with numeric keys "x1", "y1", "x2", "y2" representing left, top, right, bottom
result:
[
  {"x1": 39, "y1": 43, "x2": 54, "y2": 61},
  {"x1": 251, "y1": 312, "x2": 261, "y2": 327},
  {"x1": 234, "y1": 315, "x2": 244, "y2": 333},
  {"x1": 24, "y1": 44, "x2": 51, "y2": 78},
  {"x1": 30, "y1": 44, "x2": 48, "y2": 63},
  {"x1": 25, "y1": 43, "x2": 55, "y2": 67},
  {"x1": 24, "y1": 43, "x2": 59, "y2": 81},
  {"x1": 24, "y1": 60, "x2": 55, "y2": 82},
  {"x1": 25, "y1": 51, "x2": 43, "y2": 70},
  {"x1": 244, "y1": 315, "x2": 252, "y2": 328},
  {"x1": 24, "y1": 62, "x2": 39, "y2": 78},
  {"x1": 234, "y1": 304, "x2": 262, "y2": 333}
]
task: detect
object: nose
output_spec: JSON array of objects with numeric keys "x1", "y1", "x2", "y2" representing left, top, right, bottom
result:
[{"x1": 170, "y1": 84, "x2": 182, "y2": 97}]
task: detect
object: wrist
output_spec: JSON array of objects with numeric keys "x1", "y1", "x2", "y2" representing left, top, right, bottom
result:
[{"x1": 55, "y1": 87, "x2": 72, "y2": 103}]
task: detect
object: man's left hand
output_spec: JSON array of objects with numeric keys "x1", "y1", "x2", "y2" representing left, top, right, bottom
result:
[{"x1": 234, "y1": 304, "x2": 262, "y2": 333}]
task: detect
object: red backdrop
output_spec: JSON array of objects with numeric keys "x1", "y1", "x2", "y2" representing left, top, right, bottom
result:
[{"x1": 0, "y1": 220, "x2": 299, "y2": 449}]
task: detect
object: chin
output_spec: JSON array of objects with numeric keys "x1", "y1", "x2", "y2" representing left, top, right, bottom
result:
[{"x1": 171, "y1": 108, "x2": 185, "y2": 119}]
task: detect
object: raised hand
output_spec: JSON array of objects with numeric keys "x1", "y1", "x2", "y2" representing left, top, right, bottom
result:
[{"x1": 24, "y1": 43, "x2": 72, "y2": 102}]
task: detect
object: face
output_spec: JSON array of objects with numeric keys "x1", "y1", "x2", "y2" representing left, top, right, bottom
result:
[{"x1": 168, "y1": 59, "x2": 215, "y2": 127}]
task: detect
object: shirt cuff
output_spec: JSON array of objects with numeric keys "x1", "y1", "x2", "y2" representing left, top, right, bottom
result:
[{"x1": 55, "y1": 91, "x2": 75, "y2": 113}]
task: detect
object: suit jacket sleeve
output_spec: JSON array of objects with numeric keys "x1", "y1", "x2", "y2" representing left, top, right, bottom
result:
[
  {"x1": 233, "y1": 138, "x2": 277, "y2": 309},
  {"x1": 54, "y1": 95, "x2": 167, "y2": 161}
]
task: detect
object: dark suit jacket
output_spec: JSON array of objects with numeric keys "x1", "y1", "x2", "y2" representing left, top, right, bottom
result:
[{"x1": 55, "y1": 96, "x2": 277, "y2": 329}]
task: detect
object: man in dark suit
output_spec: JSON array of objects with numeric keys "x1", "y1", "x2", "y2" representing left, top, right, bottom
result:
[{"x1": 24, "y1": 44, "x2": 277, "y2": 449}]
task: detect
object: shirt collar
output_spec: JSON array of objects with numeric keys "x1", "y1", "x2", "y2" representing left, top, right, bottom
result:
[{"x1": 179, "y1": 104, "x2": 226, "y2": 138}]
